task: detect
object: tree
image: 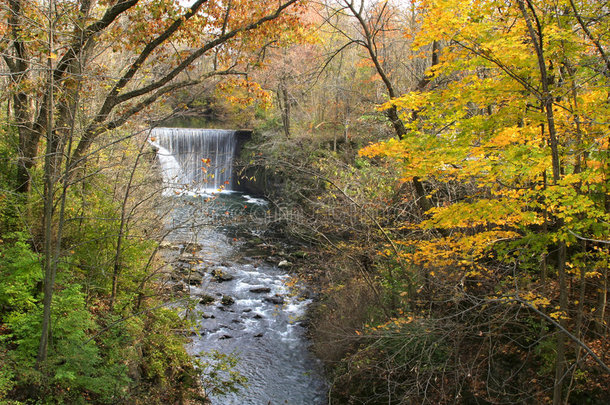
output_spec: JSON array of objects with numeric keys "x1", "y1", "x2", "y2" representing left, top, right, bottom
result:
[
  {"x1": 358, "y1": 0, "x2": 609, "y2": 402},
  {"x1": 320, "y1": 0, "x2": 438, "y2": 213},
  {"x1": 1, "y1": 0, "x2": 305, "y2": 373}
]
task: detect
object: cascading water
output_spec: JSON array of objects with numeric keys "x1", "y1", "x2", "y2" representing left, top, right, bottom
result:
[
  {"x1": 153, "y1": 127, "x2": 327, "y2": 403},
  {"x1": 151, "y1": 127, "x2": 237, "y2": 193},
  {"x1": 154, "y1": 143, "x2": 185, "y2": 186}
]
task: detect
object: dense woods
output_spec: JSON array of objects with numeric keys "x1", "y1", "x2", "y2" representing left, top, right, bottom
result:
[
  {"x1": 0, "y1": 0, "x2": 305, "y2": 403},
  {"x1": 0, "y1": 0, "x2": 609, "y2": 404}
]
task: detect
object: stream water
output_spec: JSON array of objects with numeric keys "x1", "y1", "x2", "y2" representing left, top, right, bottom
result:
[
  {"x1": 162, "y1": 190, "x2": 327, "y2": 403},
  {"x1": 153, "y1": 128, "x2": 327, "y2": 403}
]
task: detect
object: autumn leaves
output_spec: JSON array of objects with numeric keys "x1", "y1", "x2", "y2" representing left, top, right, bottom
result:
[{"x1": 358, "y1": 0, "x2": 609, "y2": 402}]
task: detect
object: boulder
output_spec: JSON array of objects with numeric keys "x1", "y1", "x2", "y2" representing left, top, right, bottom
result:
[
  {"x1": 249, "y1": 287, "x2": 271, "y2": 294},
  {"x1": 221, "y1": 295, "x2": 235, "y2": 306},
  {"x1": 235, "y1": 255, "x2": 254, "y2": 265},
  {"x1": 264, "y1": 295, "x2": 284, "y2": 305},
  {"x1": 211, "y1": 268, "x2": 234, "y2": 282},
  {"x1": 199, "y1": 295, "x2": 215, "y2": 305},
  {"x1": 186, "y1": 272, "x2": 204, "y2": 286},
  {"x1": 278, "y1": 260, "x2": 292, "y2": 268},
  {"x1": 177, "y1": 253, "x2": 202, "y2": 265},
  {"x1": 159, "y1": 241, "x2": 181, "y2": 251}
]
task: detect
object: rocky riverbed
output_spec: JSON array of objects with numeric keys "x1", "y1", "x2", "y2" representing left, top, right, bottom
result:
[{"x1": 158, "y1": 193, "x2": 326, "y2": 404}]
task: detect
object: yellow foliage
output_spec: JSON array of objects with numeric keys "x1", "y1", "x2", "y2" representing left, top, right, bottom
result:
[{"x1": 354, "y1": 0, "x2": 610, "y2": 345}]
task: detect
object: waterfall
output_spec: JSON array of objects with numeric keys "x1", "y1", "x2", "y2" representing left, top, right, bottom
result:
[
  {"x1": 154, "y1": 143, "x2": 185, "y2": 186},
  {"x1": 151, "y1": 128, "x2": 238, "y2": 193}
]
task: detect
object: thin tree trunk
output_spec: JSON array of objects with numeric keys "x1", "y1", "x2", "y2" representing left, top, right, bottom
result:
[
  {"x1": 598, "y1": 256, "x2": 608, "y2": 336},
  {"x1": 553, "y1": 242, "x2": 568, "y2": 405},
  {"x1": 517, "y1": 2, "x2": 567, "y2": 403},
  {"x1": 37, "y1": 0, "x2": 57, "y2": 365},
  {"x1": 599, "y1": 145, "x2": 610, "y2": 335},
  {"x1": 110, "y1": 133, "x2": 150, "y2": 311},
  {"x1": 541, "y1": 170, "x2": 548, "y2": 287},
  {"x1": 344, "y1": 1, "x2": 435, "y2": 214},
  {"x1": 282, "y1": 83, "x2": 290, "y2": 138}
]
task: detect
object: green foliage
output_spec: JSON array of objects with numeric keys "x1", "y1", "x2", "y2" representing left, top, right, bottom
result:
[
  {"x1": 64, "y1": 171, "x2": 157, "y2": 308},
  {"x1": 0, "y1": 124, "x2": 17, "y2": 188},
  {"x1": 0, "y1": 349, "x2": 18, "y2": 404},
  {"x1": 140, "y1": 307, "x2": 192, "y2": 385},
  {"x1": 0, "y1": 148, "x2": 213, "y2": 404},
  {"x1": 534, "y1": 336, "x2": 558, "y2": 377},
  {"x1": 495, "y1": 230, "x2": 551, "y2": 275},
  {"x1": 5, "y1": 281, "x2": 129, "y2": 403},
  {"x1": 0, "y1": 234, "x2": 42, "y2": 317},
  {"x1": 0, "y1": 234, "x2": 39, "y2": 403},
  {"x1": 48, "y1": 284, "x2": 123, "y2": 402},
  {"x1": 0, "y1": 229, "x2": 205, "y2": 404},
  {"x1": 0, "y1": 125, "x2": 24, "y2": 235}
]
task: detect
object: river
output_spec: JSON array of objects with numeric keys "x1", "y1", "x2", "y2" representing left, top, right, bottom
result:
[{"x1": 162, "y1": 191, "x2": 327, "y2": 404}]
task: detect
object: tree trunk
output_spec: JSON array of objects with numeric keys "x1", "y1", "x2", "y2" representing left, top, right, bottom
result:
[
  {"x1": 37, "y1": 96, "x2": 58, "y2": 367},
  {"x1": 597, "y1": 259, "x2": 608, "y2": 336},
  {"x1": 345, "y1": 0, "x2": 435, "y2": 214},
  {"x1": 599, "y1": 143, "x2": 610, "y2": 335},
  {"x1": 4, "y1": 0, "x2": 40, "y2": 193},
  {"x1": 281, "y1": 83, "x2": 290, "y2": 138},
  {"x1": 553, "y1": 242, "x2": 568, "y2": 405},
  {"x1": 110, "y1": 135, "x2": 149, "y2": 311},
  {"x1": 37, "y1": 0, "x2": 59, "y2": 367},
  {"x1": 517, "y1": 2, "x2": 566, "y2": 403}
]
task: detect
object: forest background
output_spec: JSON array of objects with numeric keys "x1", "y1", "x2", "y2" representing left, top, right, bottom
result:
[{"x1": 0, "y1": 0, "x2": 608, "y2": 404}]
